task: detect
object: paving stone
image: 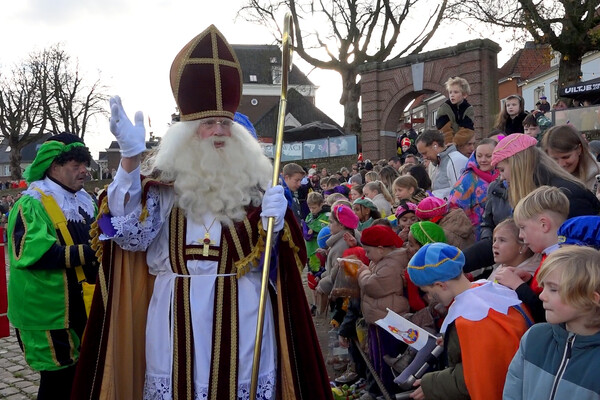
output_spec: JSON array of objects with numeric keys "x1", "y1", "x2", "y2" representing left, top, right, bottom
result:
[
  {"x1": 0, "y1": 386, "x2": 20, "y2": 396},
  {"x1": 13, "y1": 380, "x2": 33, "y2": 389}
]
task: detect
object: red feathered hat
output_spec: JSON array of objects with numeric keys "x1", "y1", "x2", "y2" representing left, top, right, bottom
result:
[
  {"x1": 361, "y1": 225, "x2": 404, "y2": 248},
  {"x1": 170, "y1": 25, "x2": 242, "y2": 121}
]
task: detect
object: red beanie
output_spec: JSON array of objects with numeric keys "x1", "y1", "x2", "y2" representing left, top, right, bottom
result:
[{"x1": 361, "y1": 225, "x2": 404, "y2": 248}]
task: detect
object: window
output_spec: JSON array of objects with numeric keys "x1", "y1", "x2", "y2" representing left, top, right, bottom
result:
[
  {"x1": 271, "y1": 66, "x2": 282, "y2": 84},
  {"x1": 550, "y1": 81, "x2": 558, "y2": 104},
  {"x1": 534, "y1": 86, "x2": 545, "y2": 102},
  {"x1": 430, "y1": 110, "x2": 438, "y2": 126},
  {"x1": 249, "y1": 74, "x2": 258, "y2": 82}
]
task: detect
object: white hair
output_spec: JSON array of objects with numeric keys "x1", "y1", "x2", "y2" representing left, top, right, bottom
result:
[{"x1": 143, "y1": 120, "x2": 273, "y2": 224}]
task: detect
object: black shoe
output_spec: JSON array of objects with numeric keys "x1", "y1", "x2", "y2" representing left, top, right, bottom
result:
[{"x1": 310, "y1": 304, "x2": 317, "y2": 316}]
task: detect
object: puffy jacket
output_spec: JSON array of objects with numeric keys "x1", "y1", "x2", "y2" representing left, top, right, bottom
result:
[
  {"x1": 317, "y1": 229, "x2": 360, "y2": 295},
  {"x1": 439, "y1": 208, "x2": 475, "y2": 250},
  {"x1": 480, "y1": 178, "x2": 511, "y2": 242},
  {"x1": 504, "y1": 323, "x2": 600, "y2": 400},
  {"x1": 358, "y1": 248, "x2": 409, "y2": 324},
  {"x1": 431, "y1": 145, "x2": 468, "y2": 200}
]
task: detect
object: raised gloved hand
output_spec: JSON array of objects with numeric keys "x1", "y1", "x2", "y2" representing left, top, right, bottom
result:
[
  {"x1": 261, "y1": 185, "x2": 287, "y2": 232},
  {"x1": 109, "y1": 96, "x2": 146, "y2": 157}
]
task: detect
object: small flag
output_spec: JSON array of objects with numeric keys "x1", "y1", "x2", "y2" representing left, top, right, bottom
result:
[{"x1": 375, "y1": 308, "x2": 436, "y2": 351}]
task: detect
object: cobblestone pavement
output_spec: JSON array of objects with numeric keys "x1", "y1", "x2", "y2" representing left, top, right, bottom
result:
[{"x1": 0, "y1": 327, "x2": 39, "y2": 400}]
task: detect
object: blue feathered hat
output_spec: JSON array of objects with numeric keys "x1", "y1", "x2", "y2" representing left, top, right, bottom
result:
[
  {"x1": 234, "y1": 112, "x2": 257, "y2": 139},
  {"x1": 317, "y1": 226, "x2": 332, "y2": 248},
  {"x1": 557, "y1": 216, "x2": 600, "y2": 249},
  {"x1": 407, "y1": 243, "x2": 464, "y2": 286}
]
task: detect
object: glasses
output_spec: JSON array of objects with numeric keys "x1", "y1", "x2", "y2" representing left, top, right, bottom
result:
[{"x1": 199, "y1": 119, "x2": 233, "y2": 129}]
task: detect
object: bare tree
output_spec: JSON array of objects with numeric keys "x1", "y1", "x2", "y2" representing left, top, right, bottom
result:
[
  {"x1": 0, "y1": 64, "x2": 47, "y2": 180},
  {"x1": 0, "y1": 45, "x2": 109, "y2": 179},
  {"x1": 30, "y1": 45, "x2": 109, "y2": 140},
  {"x1": 240, "y1": 0, "x2": 447, "y2": 136},
  {"x1": 449, "y1": 0, "x2": 600, "y2": 92}
]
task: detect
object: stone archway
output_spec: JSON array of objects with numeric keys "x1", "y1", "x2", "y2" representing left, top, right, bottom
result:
[{"x1": 358, "y1": 39, "x2": 501, "y2": 161}]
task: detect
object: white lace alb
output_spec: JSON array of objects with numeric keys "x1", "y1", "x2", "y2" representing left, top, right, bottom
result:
[
  {"x1": 105, "y1": 186, "x2": 162, "y2": 251},
  {"x1": 143, "y1": 370, "x2": 276, "y2": 400}
]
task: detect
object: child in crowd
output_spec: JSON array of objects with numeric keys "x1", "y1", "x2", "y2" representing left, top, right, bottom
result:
[
  {"x1": 303, "y1": 192, "x2": 331, "y2": 312},
  {"x1": 495, "y1": 186, "x2": 569, "y2": 323},
  {"x1": 392, "y1": 175, "x2": 428, "y2": 205},
  {"x1": 521, "y1": 113, "x2": 541, "y2": 140},
  {"x1": 494, "y1": 94, "x2": 528, "y2": 135},
  {"x1": 416, "y1": 196, "x2": 475, "y2": 250},
  {"x1": 405, "y1": 221, "x2": 448, "y2": 316},
  {"x1": 448, "y1": 138, "x2": 499, "y2": 240},
  {"x1": 326, "y1": 192, "x2": 347, "y2": 207},
  {"x1": 320, "y1": 177, "x2": 330, "y2": 193},
  {"x1": 407, "y1": 164, "x2": 432, "y2": 193},
  {"x1": 312, "y1": 226, "x2": 332, "y2": 316},
  {"x1": 395, "y1": 200, "x2": 419, "y2": 242},
  {"x1": 316, "y1": 204, "x2": 360, "y2": 326},
  {"x1": 352, "y1": 198, "x2": 381, "y2": 231},
  {"x1": 488, "y1": 219, "x2": 539, "y2": 282},
  {"x1": 504, "y1": 246, "x2": 600, "y2": 399},
  {"x1": 357, "y1": 225, "x2": 409, "y2": 398},
  {"x1": 435, "y1": 76, "x2": 475, "y2": 146},
  {"x1": 349, "y1": 184, "x2": 364, "y2": 202},
  {"x1": 363, "y1": 181, "x2": 394, "y2": 217},
  {"x1": 365, "y1": 171, "x2": 379, "y2": 184},
  {"x1": 407, "y1": 243, "x2": 532, "y2": 400}
]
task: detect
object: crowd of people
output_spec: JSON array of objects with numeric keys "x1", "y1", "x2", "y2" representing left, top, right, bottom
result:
[
  {"x1": 5, "y1": 25, "x2": 600, "y2": 400},
  {"x1": 282, "y1": 76, "x2": 600, "y2": 399}
]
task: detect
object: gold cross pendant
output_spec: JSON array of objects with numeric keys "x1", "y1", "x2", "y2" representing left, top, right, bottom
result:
[{"x1": 202, "y1": 232, "x2": 213, "y2": 256}]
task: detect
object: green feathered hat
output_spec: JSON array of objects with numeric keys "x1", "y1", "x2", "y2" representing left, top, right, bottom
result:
[{"x1": 24, "y1": 133, "x2": 88, "y2": 184}]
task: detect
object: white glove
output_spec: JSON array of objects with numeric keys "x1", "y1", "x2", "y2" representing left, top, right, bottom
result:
[
  {"x1": 261, "y1": 185, "x2": 287, "y2": 232},
  {"x1": 109, "y1": 96, "x2": 147, "y2": 157}
]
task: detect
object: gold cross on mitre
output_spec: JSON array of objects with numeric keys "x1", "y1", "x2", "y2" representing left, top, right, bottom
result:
[{"x1": 201, "y1": 232, "x2": 215, "y2": 257}]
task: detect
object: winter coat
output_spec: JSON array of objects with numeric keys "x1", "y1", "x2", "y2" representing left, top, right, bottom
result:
[
  {"x1": 503, "y1": 112, "x2": 528, "y2": 135},
  {"x1": 439, "y1": 208, "x2": 475, "y2": 250},
  {"x1": 480, "y1": 179, "x2": 512, "y2": 242},
  {"x1": 436, "y1": 99, "x2": 475, "y2": 146},
  {"x1": 421, "y1": 323, "x2": 469, "y2": 400},
  {"x1": 317, "y1": 229, "x2": 360, "y2": 296},
  {"x1": 487, "y1": 254, "x2": 541, "y2": 282},
  {"x1": 546, "y1": 176, "x2": 600, "y2": 217},
  {"x1": 504, "y1": 323, "x2": 600, "y2": 400},
  {"x1": 431, "y1": 145, "x2": 468, "y2": 200},
  {"x1": 370, "y1": 193, "x2": 392, "y2": 217},
  {"x1": 303, "y1": 208, "x2": 330, "y2": 272},
  {"x1": 357, "y1": 248, "x2": 409, "y2": 324},
  {"x1": 581, "y1": 156, "x2": 600, "y2": 192},
  {"x1": 448, "y1": 152, "x2": 499, "y2": 240}
]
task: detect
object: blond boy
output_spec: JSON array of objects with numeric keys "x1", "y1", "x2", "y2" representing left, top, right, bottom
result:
[
  {"x1": 504, "y1": 246, "x2": 600, "y2": 399},
  {"x1": 495, "y1": 186, "x2": 569, "y2": 323},
  {"x1": 435, "y1": 76, "x2": 475, "y2": 147}
]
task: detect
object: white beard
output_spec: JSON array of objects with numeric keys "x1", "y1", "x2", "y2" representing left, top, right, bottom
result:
[{"x1": 143, "y1": 120, "x2": 273, "y2": 225}]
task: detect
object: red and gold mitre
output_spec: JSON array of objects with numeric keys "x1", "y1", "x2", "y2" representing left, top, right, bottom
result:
[{"x1": 169, "y1": 25, "x2": 242, "y2": 121}]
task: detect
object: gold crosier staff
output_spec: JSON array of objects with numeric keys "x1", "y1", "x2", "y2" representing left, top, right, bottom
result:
[{"x1": 250, "y1": 12, "x2": 294, "y2": 400}]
